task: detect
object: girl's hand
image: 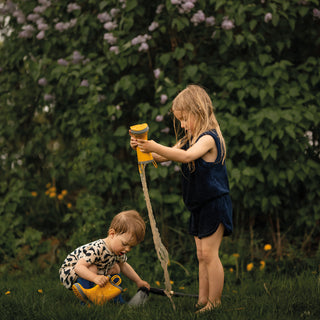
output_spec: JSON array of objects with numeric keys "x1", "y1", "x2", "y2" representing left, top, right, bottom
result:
[
  {"x1": 93, "y1": 275, "x2": 109, "y2": 287},
  {"x1": 130, "y1": 135, "x2": 138, "y2": 150},
  {"x1": 136, "y1": 139, "x2": 155, "y2": 153}
]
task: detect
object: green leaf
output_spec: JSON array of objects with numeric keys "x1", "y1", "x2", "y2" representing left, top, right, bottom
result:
[
  {"x1": 160, "y1": 53, "x2": 171, "y2": 66},
  {"x1": 173, "y1": 47, "x2": 186, "y2": 60},
  {"x1": 125, "y1": 0, "x2": 138, "y2": 11},
  {"x1": 114, "y1": 126, "x2": 127, "y2": 137},
  {"x1": 185, "y1": 65, "x2": 198, "y2": 78}
]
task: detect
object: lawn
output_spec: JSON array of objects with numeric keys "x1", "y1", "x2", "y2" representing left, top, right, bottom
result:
[{"x1": 1, "y1": 265, "x2": 319, "y2": 320}]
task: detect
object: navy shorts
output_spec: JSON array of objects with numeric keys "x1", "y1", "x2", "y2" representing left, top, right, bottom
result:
[{"x1": 188, "y1": 194, "x2": 233, "y2": 239}]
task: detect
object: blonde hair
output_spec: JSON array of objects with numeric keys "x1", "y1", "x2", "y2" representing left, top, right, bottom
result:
[
  {"x1": 109, "y1": 210, "x2": 146, "y2": 245},
  {"x1": 171, "y1": 84, "x2": 226, "y2": 167}
]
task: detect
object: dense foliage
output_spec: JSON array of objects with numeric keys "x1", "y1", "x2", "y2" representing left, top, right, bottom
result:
[{"x1": 0, "y1": 0, "x2": 319, "y2": 273}]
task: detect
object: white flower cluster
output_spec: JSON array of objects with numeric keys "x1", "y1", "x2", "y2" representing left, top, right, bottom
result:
[
  {"x1": 171, "y1": 0, "x2": 197, "y2": 14},
  {"x1": 131, "y1": 34, "x2": 152, "y2": 52}
]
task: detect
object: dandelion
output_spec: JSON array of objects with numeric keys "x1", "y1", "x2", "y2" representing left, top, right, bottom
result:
[
  {"x1": 232, "y1": 253, "x2": 240, "y2": 259},
  {"x1": 229, "y1": 268, "x2": 234, "y2": 273},
  {"x1": 31, "y1": 191, "x2": 38, "y2": 197},
  {"x1": 67, "y1": 203, "x2": 72, "y2": 209},
  {"x1": 57, "y1": 194, "x2": 64, "y2": 200},
  {"x1": 260, "y1": 260, "x2": 266, "y2": 270},
  {"x1": 246, "y1": 263, "x2": 254, "y2": 271},
  {"x1": 5, "y1": 291, "x2": 11, "y2": 295},
  {"x1": 61, "y1": 190, "x2": 68, "y2": 196},
  {"x1": 264, "y1": 12, "x2": 272, "y2": 23},
  {"x1": 264, "y1": 244, "x2": 272, "y2": 251},
  {"x1": 38, "y1": 289, "x2": 43, "y2": 293},
  {"x1": 179, "y1": 286, "x2": 185, "y2": 290},
  {"x1": 155, "y1": 281, "x2": 160, "y2": 286},
  {"x1": 46, "y1": 183, "x2": 51, "y2": 188},
  {"x1": 170, "y1": 280, "x2": 174, "y2": 285},
  {"x1": 49, "y1": 192, "x2": 56, "y2": 198}
]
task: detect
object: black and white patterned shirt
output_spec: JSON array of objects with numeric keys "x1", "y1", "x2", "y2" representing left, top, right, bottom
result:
[{"x1": 59, "y1": 239, "x2": 127, "y2": 289}]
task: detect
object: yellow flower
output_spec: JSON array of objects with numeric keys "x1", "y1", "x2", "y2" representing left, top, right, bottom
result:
[
  {"x1": 264, "y1": 244, "x2": 272, "y2": 251},
  {"x1": 260, "y1": 260, "x2": 266, "y2": 270},
  {"x1": 31, "y1": 191, "x2": 38, "y2": 197},
  {"x1": 61, "y1": 190, "x2": 68, "y2": 196},
  {"x1": 229, "y1": 268, "x2": 234, "y2": 273},
  {"x1": 38, "y1": 289, "x2": 43, "y2": 294},
  {"x1": 5, "y1": 291, "x2": 11, "y2": 295},
  {"x1": 49, "y1": 192, "x2": 56, "y2": 198},
  {"x1": 179, "y1": 287, "x2": 185, "y2": 290},
  {"x1": 67, "y1": 203, "x2": 72, "y2": 209},
  {"x1": 155, "y1": 281, "x2": 160, "y2": 286},
  {"x1": 246, "y1": 263, "x2": 254, "y2": 271},
  {"x1": 232, "y1": 253, "x2": 240, "y2": 259},
  {"x1": 49, "y1": 186, "x2": 56, "y2": 193},
  {"x1": 46, "y1": 183, "x2": 51, "y2": 188},
  {"x1": 57, "y1": 194, "x2": 64, "y2": 200}
]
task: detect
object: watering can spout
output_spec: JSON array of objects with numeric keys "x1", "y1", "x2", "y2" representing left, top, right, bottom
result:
[{"x1": 129, "y1": 123, "x2": 157, "y2": 172}]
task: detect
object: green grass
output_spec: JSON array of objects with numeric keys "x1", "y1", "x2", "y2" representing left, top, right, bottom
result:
[{"x1": 0, "y1": 269, "x2": 319, "y2": 320}]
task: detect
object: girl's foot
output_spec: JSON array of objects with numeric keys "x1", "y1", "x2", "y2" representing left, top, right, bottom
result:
[
  {"x1": 195, "y1": 300, "x2": 207, "y2": 309},
  {"x1": 195, "y1": 302, "x2": 220, "y2": 314}
]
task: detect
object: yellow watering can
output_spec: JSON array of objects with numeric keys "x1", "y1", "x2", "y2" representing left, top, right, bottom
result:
[{"x1": 129, "y1": 123, "x2": 157, "y2": 172}]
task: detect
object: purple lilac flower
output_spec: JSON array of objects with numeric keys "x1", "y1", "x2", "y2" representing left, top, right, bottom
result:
[
  {"x1": 264, "y1": 12, "x2": 272, "y2": 23},
  {"x1": 161, "y1": 127, "x2": 170, "y2": 134},
  {"x1": 131, "y1": 34, "x2": 151, "y2": 45},
  {"x1": 174, "y1": 165, "x2": 180, "y2": 172},
  {"x1": 153, "y1": 68, "x2": 161, "y2": 79},
  {"x1": 148, "y1": 21, "x2": 159, "y2": 32},
  {"x1": 36, "y1": 30, "x2": 45, "y2": 40},
  {"x1": 181, "y1": 2, "x2": 194, "y2": 13},
  {"x1": 37, "y1": 22, "x2": 49, "y2": 31},
  {"x1": 104, "y1": 33, "x2": 117, "y2": 45},
  {"x1": 313, "y1": 8, "x2": 320, "y2": 19},
  {"x1": 98, "y1": 12, "x2": 112, "y2": 23},
  {"x1": 156, "y1": 115, "x2": 164, "y2": 122},
  {"x1": 27, "y1": 13, "x2": 40, "y2": 22},
  {"x1": 18, "y1": 25, "x2": 35, "y2": 38},
  {"x1": 44, "y1": 94, "x2": 54, "y2": 101},
  {"x1": 13, "y1": 10, "x2": 26, "y2": 24},
  {"x1": 57, "y1": 59, "x2": 68, "y2": 66},
  {"x1": 38, "y1": 78, "x2": 47, "y2": 86},
  {"x1": 221, "y1": 17, "x2": 235, "y2": 30},
  {"x1": 206, "y1": 16, "x2": 215, "y2": 26},
  {"x1": 67, "y1": 3, "x2": 81, "y2": 13},
  {"x1": 110, "y1": 46, "x2": 119, "y2": 54},
  {"x1": 116, "y1": 105, "x2": 121, "y2": 110},
  {"x1": 80, "y1": 79, "x2": 89, "y2": 87},
  {"x1": 103, "y1": 21, "x2": 117, "y2": 31},
  {"x1": 138, "y1": 43, "x2": 149, "y2": 52},
  {"x1": 156, "y1": 4, "x2": 164, "y2": 14},
  {"x1": 191, "y1": 10, "x2": 205, "y2": 26},
  {"x1": 110, "y1": 8, "x2": 120, "y2": 17},
  {"x1": 119, "y1": 0, "x2": 126, "y2": 9},
  {"x1": 160, "y1": 161, "x2": 172, "y2": 167},
  {"x1": 171, "y1": 0, "x2": 181, "y2": 4},
  {"x1": 39, "y1": 0, "x2": 51, "y2": 6},
  {"x1": 72, "y1": 51, "x2": 84, "y2": 64},
  {"x1": 33, "y1": 6, "x2": 47, "y2": 14},
  {"x1": 160, "y1": 94, "x2": 168, "y2": 104}
]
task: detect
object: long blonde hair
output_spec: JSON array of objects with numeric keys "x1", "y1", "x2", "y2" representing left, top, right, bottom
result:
[{"x1": 171, "y1": 84, "x2": 226, "y2": 165}]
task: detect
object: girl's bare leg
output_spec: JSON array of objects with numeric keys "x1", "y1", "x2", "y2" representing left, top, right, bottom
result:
[{"x1": 195, "y1": 223, "x2": 225, "y2": 312}]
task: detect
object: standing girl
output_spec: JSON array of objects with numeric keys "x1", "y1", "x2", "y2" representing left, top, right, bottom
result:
[{"x1": 130, "y1": 85, "x2": 233, "y2": 313}]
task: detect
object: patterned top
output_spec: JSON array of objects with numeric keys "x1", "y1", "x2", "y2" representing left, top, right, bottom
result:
[{"x1": 59, "y1": 239, "x2": 127, "y2": 289}]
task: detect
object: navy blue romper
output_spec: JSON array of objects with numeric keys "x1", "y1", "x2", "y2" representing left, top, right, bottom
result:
[{"x1": 181, "y1": 130, "x2": 233, "y2": 238}]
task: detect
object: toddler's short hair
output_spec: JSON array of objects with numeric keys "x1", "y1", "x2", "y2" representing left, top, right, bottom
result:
[{"x1": 109, "y1": 210, "x2": 146, "y2": 245}]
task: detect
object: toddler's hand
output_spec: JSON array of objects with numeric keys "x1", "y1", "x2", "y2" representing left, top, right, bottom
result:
[
  {"x1": 94, "y1": 275, "x2": 109, "y2": 287},
  {"x1": 137, "y1": 279, "x2": 150, "y2": 290}
]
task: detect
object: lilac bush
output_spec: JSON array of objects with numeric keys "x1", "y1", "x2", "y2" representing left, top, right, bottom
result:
[{"x1": 0, "y1": 0, "x2": 320, "y2": 268}]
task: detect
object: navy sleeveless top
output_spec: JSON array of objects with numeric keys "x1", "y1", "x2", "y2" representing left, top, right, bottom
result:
[{"x1": 181, "y1": 130, "x2": 230, "y2": 211}]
